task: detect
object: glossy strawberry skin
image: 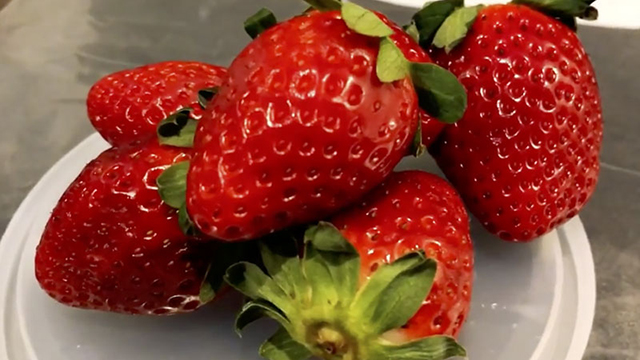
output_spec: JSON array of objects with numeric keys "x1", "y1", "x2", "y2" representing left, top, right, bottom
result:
[
  {"x1": 35, "y1": 140, "x2": 218, "y2": 315},
  {"x1": 420, "y1": 109, "x2": 447, "y2": 147},
  {"x1": 331, "y1": 171, "x2": 473, "y2": 339},
  {"x1": 87, "y1": 61, "x2": 226, "y2": 146},
  {"x1": 429, "y1": 5, "x2": 603, "y2": 241},
  {"x1": 187, "y1": 11, "x2": 429, "y2": 241}
]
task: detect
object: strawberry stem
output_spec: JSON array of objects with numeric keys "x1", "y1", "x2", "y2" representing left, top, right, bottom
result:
[
  {"x1": 412, "y1": 0, "x2": 464, "y2": 47},
  {"x1": 244, "y1": 8, "x2": 278, "y2": 39}
]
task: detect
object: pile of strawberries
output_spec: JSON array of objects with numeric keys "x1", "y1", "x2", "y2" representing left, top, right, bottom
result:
[{"x1": 34, "y1": 0, "x2": 602, "y2": 359}]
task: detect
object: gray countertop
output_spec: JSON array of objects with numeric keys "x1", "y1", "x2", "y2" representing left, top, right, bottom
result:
[{"x1": 0, "y1": 0, "x2": 638, "y2": 359}]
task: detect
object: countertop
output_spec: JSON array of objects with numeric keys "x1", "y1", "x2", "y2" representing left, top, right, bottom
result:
[{"x1": 0, "y1": 0, "x2": 638, "y2": 359}]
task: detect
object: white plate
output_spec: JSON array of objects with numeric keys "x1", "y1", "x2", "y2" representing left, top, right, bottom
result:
[
  {"x1": 0, "y1": 134, "x2": 594, "y2": 360},
  {"x1": 372, "y1": 0, "x2": 640, "y2": 29}
]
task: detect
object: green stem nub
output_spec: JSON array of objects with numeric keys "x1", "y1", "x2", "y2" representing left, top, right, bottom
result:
[
  {"x1": 244, "y1": 8, "x2": 278, "y2": 39},
  {"x1": 314, "y1": 327, "x2": 350, "y2": 357},
  {"x1": 224, "y1": 222, "x2": 466, "y2": 360},
  {"x1": 304, "y1": 0, "x2": 342, "y2": 11}
]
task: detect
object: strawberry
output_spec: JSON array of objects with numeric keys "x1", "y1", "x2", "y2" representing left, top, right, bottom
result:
[
  {"x1": 413, "y1": 0, "x2": 603, "y2": 241},
  {"x1": 35, "y1": 139, "x2": 234, "y2": 315},
  {"x1": 225, "y1": 171, "x2": 473, "y2": 360},
  {"x1": 87, "y1": 61, "x2": 226, "y2": 146},
  {"x1": 186, "y1": 1, "x2": 467, "y2": 241}
]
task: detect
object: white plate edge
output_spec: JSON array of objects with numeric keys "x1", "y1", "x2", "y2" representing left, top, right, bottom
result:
[
  {"x1": 558, "y1": 217, "x2": 597, "y2": 360},
  {"x1": 529, "y1": 230, "x2": 565, "y2": 360},
  {"x1": 0, "y1": 134, "x2": 104, "y2": 360},
  {"x1": 0, "y1": 134, "x2": 597, "y2": 360},
  {"x1": 368, "y1": 0, "x2": 640, "y2": 29}
]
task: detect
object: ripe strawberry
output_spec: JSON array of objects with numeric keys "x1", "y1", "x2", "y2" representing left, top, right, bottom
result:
[
  {"x1": 418, "y1": 0, "x2": 603, "y2": 241},
  {"x1": 187, "y1": 4, "x2": 465, "y2": 241},
  {"x1": 331, "y1": 171, "x2": 473, "y2": 339},
  {"x1": 226, "y1": 171, "x2": 473, "y2": 359},
  {"x1": 35, "y1": 140, "x2": 228, "y2": 315},
  {"x1": 87, "y1": 61, "x2": 226, "y2": 146}
]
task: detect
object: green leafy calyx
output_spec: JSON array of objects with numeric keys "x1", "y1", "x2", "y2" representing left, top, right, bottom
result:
[
  {"x1": 432, "y1": 5, "x2": 484, "y2": 53},
  {"x1": 304, "y1": 0, "x2": 342, "y2": 11},
  {"x1": 156, "y1": 108, "x2": 198, "y2": 148},
  {"x1": 512, "y1": 0, "x2": 598, "y2": 21},
  {"x1": 224, "y1": 222, "x2": 465, "y2": 360},
  {"x1": 244, "y1": 8, "x2": 278, "y2": 39},
  {"x1": 341, "y1": 2, "x2": 393, "y2": 37},
  {"x1": 411, "y1": 62, "x2": 467, "y2": 124},
  {"x1": 156, "y1": 161, "x2": 198, "y2": 237},
  {"x1": 156, "y1": 161, "x2": 189, "y2": 209},
  {"x1": 376, "y1": 39, "x2": 467, "y2": 123},
  {"x1": 412, "y1": 0, "x2": 464, "y2": 48},
  {"x1": 377, "y1": 37, "x2": 410, "y2": 83}
]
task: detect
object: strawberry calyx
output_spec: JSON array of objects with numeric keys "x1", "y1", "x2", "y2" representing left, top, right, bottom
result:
[
  {"x1": 403, "y1": 22, "x2": 420, "y2": 43},
  {"x1": 225, "y1": 222, "x2": 466, "y2": 360},
  {"x1": 512, "y1": 0, "x2": 598, "y2": 21},
  {"x1": 336, "y1": 2, "x2": 468, "y2": 124},
  {"x1": 155, "y1": 161, "x2": 196, "y2": 235},
  {"x1": 415, "y1": 0, "x2": 599, "y2": 54},
  {"x1": 304, "y1": 0, "x2": 342, "y2": 11},
  {"x1": 411, "y1": 0, "x2": 464, "y2": 48},
  {"x1": 412, "y1": 1, "x2": 483, "y2": 54},
  {"x1": 377, "y1": 38, "x2": 467, "y2": 124},
  {"x1": 244, "y1": 8, "x2": 278, "y2": 39},
  {"x1": 197, "y1": 87, "x2": 219, "y2": 109},
  {"x1": 157, "y1": 86, "x2": 217, "y2": 148},
  {"x1": 157, "y1": 108, "x2": 198, "y2": 148},
  {"x1": 341, "y1": 2, "x2": 394, "y2": 37},
  {"x1": 155, "y1": 109, "x2": 197, "y2": 235},
  {"x1": 156, "y1": 160, "x2": 261, "y2": 302},
  {"x1": 155, "y1": 84, "x2": 221, "y2": 235},
  {"x1": 432, "y1": 5, "x2": 485, "y2": 53},
  {"x1": 255, "y1": 1, "x2": 467, "y2": 127}
]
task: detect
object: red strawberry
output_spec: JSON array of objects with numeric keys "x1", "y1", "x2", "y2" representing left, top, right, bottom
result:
[
  {"x1": 226, "y1": 171, "x2": 473, "y2": 359},
  {"x1": 331, "y1": 171, "x2": 473, "y2": 339},
  {"x1": 186, "y1": 5, "x2": 465, "y2": 241},
  {"x1": 417, "y1": 1, "x2": 603, "y2": 241},
  {"x1": 87, "y1": 61, "x2": 226, "y2": 146},
  {"x1": 35, "y1": 139, "x2": 228, "y2": 315}
]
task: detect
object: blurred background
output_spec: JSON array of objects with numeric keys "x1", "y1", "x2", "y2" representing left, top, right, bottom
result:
[{"x1": 0, "y1": 0, "x2": 638, "y2": 359}]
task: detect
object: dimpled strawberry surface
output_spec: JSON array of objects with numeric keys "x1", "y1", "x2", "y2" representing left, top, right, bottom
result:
[
  {"x1": 35, "y1": 140, "x2": 217, "y2": 315},
  {"x1": 187, "y1": 10, "x2": 429, "y2": 241},
  {"x1": 87, "y1": 61, "x2": 227, "y2": 146},
  {"x1": 332, "y1": 171, "x2": 473, "y2": 339},
  {"x1": 430, "y1": 4, "x2": 603, "y2": 241}
]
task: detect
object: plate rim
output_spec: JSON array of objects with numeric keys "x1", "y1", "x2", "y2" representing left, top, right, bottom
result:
[
  {"x1": 0, "y1": 133, "x2": 596, "y2": 360},
  {"x1": 368, "y1": 0, "x2": 640, "y2": 29},
  {"x1": 0, "y1": 134, "x2": 104, "y2": 360},
  {"x1": 558, "y1": 217, "x2": 597, "y2": 360}
]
